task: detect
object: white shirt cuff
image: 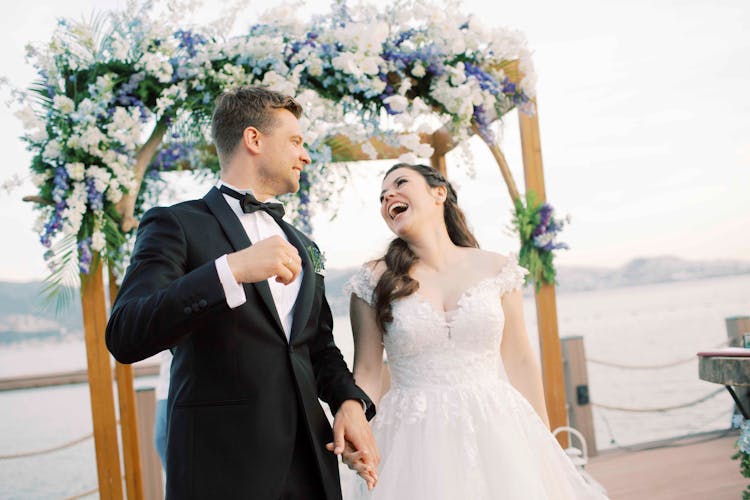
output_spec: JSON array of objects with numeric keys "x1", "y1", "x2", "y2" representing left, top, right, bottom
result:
[{"x1": 215, "y1": 254, "x2": 246, "y2": 309}]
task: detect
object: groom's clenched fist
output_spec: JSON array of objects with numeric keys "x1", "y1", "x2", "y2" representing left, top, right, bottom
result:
[{"x1": 226, "y1": 235, "x2": 302, "y2": 285}]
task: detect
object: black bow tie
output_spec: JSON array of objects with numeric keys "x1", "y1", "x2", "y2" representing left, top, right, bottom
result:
[{"x1": 219, "y1": 185, "x2": 285, "y2": 220}]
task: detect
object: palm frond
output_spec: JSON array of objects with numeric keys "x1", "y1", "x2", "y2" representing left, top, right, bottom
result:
[{"x1": 40, "y1": 233, "x2": 81, "y2": 314}]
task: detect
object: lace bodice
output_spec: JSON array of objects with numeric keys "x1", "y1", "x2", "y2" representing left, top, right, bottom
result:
[{"x1": 345, "y1": 256, "x2": 528, "y2": 389}]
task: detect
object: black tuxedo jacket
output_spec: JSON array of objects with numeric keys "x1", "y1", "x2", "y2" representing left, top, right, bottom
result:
[{"x1": 106, "y1": 187, "x2": 374, "y2": 500}]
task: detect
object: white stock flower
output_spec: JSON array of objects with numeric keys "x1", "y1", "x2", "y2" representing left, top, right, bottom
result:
[
  {"x1": 30, "y1": 172, "x2": 48, "y2": 187},
  {"x1": 43, "y1": 140, "x2": 63, "y2": 161},
  {"x1": 262, "y1": 71, "x2": 297, "y2": 96},
  {"x1": 53, "y1": 95, "x2": 75, "y2": 114},
  {"x1": 79, "y1": 126, "x2": 105, "y2": 155},
  {"x1": 383, "y1": 95, "x2": 409, "y2": 114},
  {"x1": 307, "y1": 55, "x2": 323, "y2": 77},
  {"x1": 86, "y1": 165, "x2": 111, "y2": 193},
  {"x1": 411, "y1": 63, "x2": 426, "y2": 78},
  {"x1": 66, "y1": 162, "x2": 85, "y2": 181},
  {"x1": 397, "y1": 152, "x2": 418, "y2": 164},
  {"x1": 139, "y1": 52, "x2": 173, "y2": 83},
  {"x1": 106, "y1": 185, "x2": 124, "y2": 203},
  {"x1": 399, "y1": 133, "x2": 434, "y2": 158},
  {"x1": 91, "y1": 231, "x2": 106, "y2": 252}
]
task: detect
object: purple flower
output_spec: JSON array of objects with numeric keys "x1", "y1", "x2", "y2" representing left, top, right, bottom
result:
[
  {"x1": 174, "y1": 29, "x2": 207, "y2": 58},
  {"x1": 86, "y1": 178, "x2": 104, "y2": 211},
  {"x1": 78, "y1": 238, "x2": 93, "y2": 274},
  {"x1": 472, "y1": 105, "x2": 495, "y2": 142}
]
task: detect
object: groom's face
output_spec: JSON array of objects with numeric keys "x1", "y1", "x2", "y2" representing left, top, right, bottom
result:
[{"x1": 254, "y1": 109, "x2": 311, "y2": 197}]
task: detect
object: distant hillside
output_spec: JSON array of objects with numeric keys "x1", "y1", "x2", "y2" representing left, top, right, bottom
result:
[
  {"x1": 0, "y1": 283, "x2": 82, "y2": 344},
  {"x1": 1, "y1": 256, "x2": 748, "y2": 343},
  {"x1": 324, "y1": 256, "x2": 750, "y2": 316}
]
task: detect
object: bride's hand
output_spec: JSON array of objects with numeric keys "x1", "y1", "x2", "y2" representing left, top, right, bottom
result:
[{"x1": 326, "y1": 441, "x2": 378, "y2": 490}]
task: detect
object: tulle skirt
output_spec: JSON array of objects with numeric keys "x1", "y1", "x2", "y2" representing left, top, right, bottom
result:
[{"x1": 344, "y1": 378, "x2": 608, "y2": 500}]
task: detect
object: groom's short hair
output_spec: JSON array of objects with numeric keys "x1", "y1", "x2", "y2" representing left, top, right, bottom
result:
[{"x1": 211, "y1": 86, "x2": 303, "y2": 165}]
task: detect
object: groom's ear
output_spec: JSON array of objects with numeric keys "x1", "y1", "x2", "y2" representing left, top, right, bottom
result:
[{"x1": 242, "y1": 126, "x2": 262, "y2": 155}]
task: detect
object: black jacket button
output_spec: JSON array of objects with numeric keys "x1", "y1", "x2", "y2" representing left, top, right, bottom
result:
[
  {"x1": 183, "y1": 306, "x2": 192, "y2": 315},
  {"x1": 198, "y1": 299, "x2": 208, "y2": 308}
]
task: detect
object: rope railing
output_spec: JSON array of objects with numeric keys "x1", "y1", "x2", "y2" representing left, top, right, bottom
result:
[
  {"x1": 0, "y1": 431, "x2": 93, "y2": 460},
  {"x1": 592, "y1": 387, "x2": 726, "y2": 413},
  {"x1": 587, "y1": 339, "x2": 729, "y2": 370}
]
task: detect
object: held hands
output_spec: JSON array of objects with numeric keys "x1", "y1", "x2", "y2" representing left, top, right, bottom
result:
[
  {"x1": 226, "y1": 235, "x2": 302, "y2": 285},
  {"x1": 326, "y1": 400, "x2": 380, "y2": 490}
]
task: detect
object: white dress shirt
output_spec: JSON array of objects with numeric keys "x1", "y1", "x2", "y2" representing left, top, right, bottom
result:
[{"x1": 214, "y1": 181, "x2": 303, "y2": 341}]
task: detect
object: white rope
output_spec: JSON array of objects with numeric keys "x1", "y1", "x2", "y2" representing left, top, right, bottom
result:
[{"x1": 593, "y1": 387, "x2": 726, "y2": 413}]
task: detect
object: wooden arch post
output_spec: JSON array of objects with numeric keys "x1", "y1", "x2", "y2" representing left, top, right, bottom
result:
[
  {"x1": 519, "y1": 104, "x2": 569, "y2": 442},
  {"x1": 80, "y1": 257, "x2": 124, "y2": 499}
]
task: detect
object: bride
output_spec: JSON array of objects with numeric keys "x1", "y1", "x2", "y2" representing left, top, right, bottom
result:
[{"x1": 338, "y1": 163, "x2": 608, "y2": 499}]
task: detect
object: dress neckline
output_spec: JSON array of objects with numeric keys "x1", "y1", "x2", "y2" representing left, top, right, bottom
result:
[{"x1": 406, "y1": 256, "x2": 517, "y2": 320}]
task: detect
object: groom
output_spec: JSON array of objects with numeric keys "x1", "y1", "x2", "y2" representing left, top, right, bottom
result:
[{"x1": 106, "y1": 86, "x2": 377, "y2": 499}]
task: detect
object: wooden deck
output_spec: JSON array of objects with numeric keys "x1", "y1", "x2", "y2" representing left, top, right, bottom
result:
[{"x1": 587, "y1": 430, "x2": 745, "y2": 499}]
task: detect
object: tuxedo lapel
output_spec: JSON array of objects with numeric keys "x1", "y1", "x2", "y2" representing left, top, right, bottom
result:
[
  {"x1": 279, "y1": 222, "x2": 315, "y2": 342},
  {"x1": 203, "y1": 187, "x2": 286, "y2": 338}
]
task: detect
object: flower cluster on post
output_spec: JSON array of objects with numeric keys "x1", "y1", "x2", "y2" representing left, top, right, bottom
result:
[
  {"x1": 14, "y1": 0, "x2": 537, "y2": 284},
  {"x1": 511, "y1": 191, "x2": 569, "y2": 289}
]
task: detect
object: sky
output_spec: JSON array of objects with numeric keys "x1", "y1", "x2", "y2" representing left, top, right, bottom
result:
[{"x1": 0, "y1": 0, "x2": 748, "y2": 282}]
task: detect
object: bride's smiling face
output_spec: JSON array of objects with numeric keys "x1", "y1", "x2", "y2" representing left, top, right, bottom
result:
[{"x1": 379, "y1": 167, "x2": 446, "y2": 238}]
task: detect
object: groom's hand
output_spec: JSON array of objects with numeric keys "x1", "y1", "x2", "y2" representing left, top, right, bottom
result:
[
  {"x1": 226, "y1": 236, "x2": 302, "y2": 285},
  {"x1": 328, "y1": 400, "x2": 380, "y2": 475}
]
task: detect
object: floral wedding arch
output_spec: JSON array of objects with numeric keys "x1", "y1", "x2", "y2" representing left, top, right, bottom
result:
[{"x1": 15, "y1": 0, "x2": 569, "y2": 496}]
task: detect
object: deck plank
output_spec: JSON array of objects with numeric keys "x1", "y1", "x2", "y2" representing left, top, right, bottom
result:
[{"x1": 587, "y1": 431, "x2": 745, "y2": 499}]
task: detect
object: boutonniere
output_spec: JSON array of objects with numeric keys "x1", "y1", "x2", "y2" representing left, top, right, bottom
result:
[{"x1": 306, "y1": 244, "x2": 326, "y2": 275}]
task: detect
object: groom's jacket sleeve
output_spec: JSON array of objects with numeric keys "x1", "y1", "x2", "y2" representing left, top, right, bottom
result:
[
  {"x1": 106, "y1": 206, "x2": 227, "y2": 364},
  {"x1": 308, "y1": 272, "x2": 376, "y2": 421}
]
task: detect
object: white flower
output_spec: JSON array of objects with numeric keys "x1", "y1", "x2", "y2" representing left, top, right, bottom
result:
[
  {"x1": 262, "y1": 71, "x2": 297, "y2": 96},
  {"x1": 332, "y1": 52, "x2": 360, "y2": 77},
  {"x1": 139, "y1": 52, "x2": 173, "y2": 83},
  {"x1": 397, "y1": 152, "x2": 419, "y2": 164},
  {"x1": 383, "y1": 95, "x2": 409, "y2": 114},
  {"x1": 91, "y1": 231, "x2": 106, "y2": 252},
  {"x1": 399, "y1": 133, "x2": 434, "y2": 158},
  {"x1": 86, "y1": 165, "x2": 111, "y2": 193},
  {"x1": 106, "y1": 185, "x2": 124, "y2": 203},
  {"x1": 79, "y1": 126, "x2": 105, "y2": 155},
  {"x1": 360, "y1": 56, "x2": 381, "y2": 76},
  {"x1": 411, "y1": 63, "x2": 426, "y2": 78},
  {"x1": 448, "y1": 62, "x2": 467, "y2": 86},
  {"x1": 66, "y1": 162, "x2": 85, "y2": 181},
  {"x1": 30, "y1": 172, "x2": 48, "y2": 187},
  {"x1": 43, "y1": 140, "x2": 63, "y2": 161},
  {"x1": 111, "y1": 33, "x2": 129, "y2": 61},
  {"x1": 307, "y1": 55, "x2": 324, "y2": 77}
]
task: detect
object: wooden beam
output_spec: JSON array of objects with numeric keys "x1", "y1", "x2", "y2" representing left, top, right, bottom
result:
[
  {"x1": 328, "y1": 127, "x2": 458, "y2": 163},
  {"x1": 110, "y1": 270, "x2": 144, "y2": 500},
  {"x1": 81, "y1": 255, "x2": 124, "y2": 499},
  {"x1": 115, "y1": 120, "x2": 168, "y2": 232},
  {"x1": 519, "y1": 104, "x2": 569, "y2": 447}
]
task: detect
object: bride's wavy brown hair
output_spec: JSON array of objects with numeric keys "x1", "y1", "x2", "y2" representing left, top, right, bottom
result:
[{"x1": 374, "y1": 163, "x2": 479, "y2": 331}]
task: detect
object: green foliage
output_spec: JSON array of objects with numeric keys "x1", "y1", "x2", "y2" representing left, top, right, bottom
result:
[{"x1": 511, "y1": 190, "x2": 567, "y2": 291}]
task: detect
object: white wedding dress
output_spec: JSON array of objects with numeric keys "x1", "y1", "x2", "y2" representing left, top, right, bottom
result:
[{"x1": 343, "y1": 256, "x2": 608, "y2": 500}]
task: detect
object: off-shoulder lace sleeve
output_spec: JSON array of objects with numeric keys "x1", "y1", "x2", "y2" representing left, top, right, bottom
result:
[
  {"x1": 493, "y1": 253, "x2": 529, "y2": 295},
  {"x1": 343, "y1": 264, "x2": 378, "y2": 306}
]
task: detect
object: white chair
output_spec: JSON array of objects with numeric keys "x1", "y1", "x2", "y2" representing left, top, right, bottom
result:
[{"x1": 552, "y1": 426, "x2": 608, "y2": 495}]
